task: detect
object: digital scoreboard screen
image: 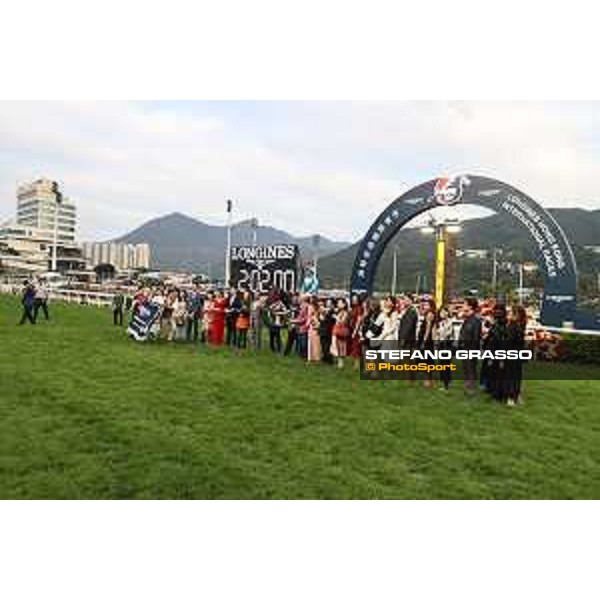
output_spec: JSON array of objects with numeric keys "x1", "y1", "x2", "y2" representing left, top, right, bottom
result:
[{"x1": 230, "y1": 244, "x2": 299, "y2": 293}]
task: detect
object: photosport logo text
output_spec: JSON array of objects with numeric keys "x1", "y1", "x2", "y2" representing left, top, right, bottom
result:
[{"x1": 359, "y1": 341, "x2": 600, "y2": 381}]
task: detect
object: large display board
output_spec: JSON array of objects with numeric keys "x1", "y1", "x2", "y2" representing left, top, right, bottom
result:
[{"x1": 230, "y1": 244, "x2": 299, "y2": 293}]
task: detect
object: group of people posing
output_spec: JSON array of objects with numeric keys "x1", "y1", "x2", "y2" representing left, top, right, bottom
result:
[
  {"x1": 126, "y1": 286, "x2": 359, "y2": 368},
  {"x1": 365, "y1": 294, "x2": 527, "y2": 405},
  {"x1": 125, "y1": 286, "x2": 527, "y2": 405}
]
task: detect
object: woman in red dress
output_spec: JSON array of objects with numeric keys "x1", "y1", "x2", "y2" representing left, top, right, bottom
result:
[{"x1": 208, "y1": 290, "x2": 226, "y2": 345}]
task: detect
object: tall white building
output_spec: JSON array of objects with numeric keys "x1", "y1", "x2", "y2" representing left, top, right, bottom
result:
[
  {"x1": 16, "y1": 178, "x2": 77, "y2": 244},
  {"x1": 80, "y1": 241, "x2": 151, "y2": 271},
  {"x1": 0, "y1": 179, "x2": 84, "y2": 275}
]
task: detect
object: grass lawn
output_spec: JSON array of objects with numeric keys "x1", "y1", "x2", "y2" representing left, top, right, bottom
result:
[{"x1": 1, "y1": 294, "x2": 599, "y2": 499}]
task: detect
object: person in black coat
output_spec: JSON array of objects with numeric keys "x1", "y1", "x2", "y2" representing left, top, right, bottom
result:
[
  {"x1": 397, "y1": 294, "x2": 418, "y2": 347},
  {"x1": 479, "y1": 315, "x2": 494, "y2": 392},
  {"x1": 486, "y1": 304, "x2": 510, "y2": 402},
  {"x1": 417, "y1": 298, "x2": 437, "y2": 387},
  {"x1": 19, "y1": 281, "x2": 36, "y2": 325},
  {"x1": 318, "y1": 298, "x2": 335, "y2": 364},
  {"x1": 505, "y1": 304, "x2": 527, "y2": 405},
  {"x1": 225, "y1": 289, "x2": 242, "y2": 346},
  {"x1": 459, "y1": 297, "x2": 482, "y2": 392},
  {"x1": 398, "y1": 294, "x2": 419, "y2": 384}
]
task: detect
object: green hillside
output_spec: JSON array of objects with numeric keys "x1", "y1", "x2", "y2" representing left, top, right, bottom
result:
[{"x1": 319, "y1": 208, "x2": 600, "y2": 295}]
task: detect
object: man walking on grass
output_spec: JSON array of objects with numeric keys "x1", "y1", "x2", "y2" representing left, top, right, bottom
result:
[
  {"x1": 19, "y1": 281, "x2": 36, "y2": 325},
  {"x1": 33, "y1": 281, "x2": 50, "y2": 322}
]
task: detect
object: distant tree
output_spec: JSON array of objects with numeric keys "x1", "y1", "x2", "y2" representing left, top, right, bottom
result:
[{"x1": 94, "y1": 263, "x2": 116, "y2": 282}]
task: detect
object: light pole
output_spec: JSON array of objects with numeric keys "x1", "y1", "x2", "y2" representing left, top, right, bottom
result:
[
  {"x1": 225, "y1": 199, "x2": 233, "y2": 287},
  {"x1": 251, "y1": 218, "x2": 259, "y2": 246},
  {"x1": 518, "y1": 262, "x2": 524, "y2": 304},
  {"x1": 492, "y1": 247, "x2": 500, "y2": 294},
  {"x1": 420, "y1": 218, "x2": 461, "y2": 308},
  {"x1": 518, "y1": 262, "x2": 537, "y2": 305},
  {"x1": 51, "y1": 200, "x2": 59, "y2": 272},
  {"x1": 391, "y1": 244, "x2": 398, "y2": 296},
  {"x1": 312, "y1": 234, "x2": 320, "y2": 278}
]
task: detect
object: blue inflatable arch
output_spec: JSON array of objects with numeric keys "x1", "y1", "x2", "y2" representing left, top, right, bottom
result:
[{"x1": 349, "y1": 175, "x2": 578, "y2": 327}]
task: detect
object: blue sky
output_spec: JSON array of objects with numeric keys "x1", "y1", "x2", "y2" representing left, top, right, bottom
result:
[{"x1": 1, "y1": 101, "x2": 599, "y2": 242}]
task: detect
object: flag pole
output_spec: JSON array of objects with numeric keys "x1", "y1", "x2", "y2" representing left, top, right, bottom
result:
[{"x1": 225, "y1": 199, "x2": 233, "y2": 287}]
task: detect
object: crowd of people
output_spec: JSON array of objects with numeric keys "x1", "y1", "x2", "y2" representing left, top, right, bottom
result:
[
  {"x1": 11, "y1": 278, "x2": 527, "y2": 406},
  {"x1": 125, "y1": 285, "x2": 528, "y2": 406}
]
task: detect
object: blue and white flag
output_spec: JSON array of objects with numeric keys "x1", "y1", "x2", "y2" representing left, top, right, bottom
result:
[{"x1": 127, "y1": 301, "x2": 162, "y2": 342}]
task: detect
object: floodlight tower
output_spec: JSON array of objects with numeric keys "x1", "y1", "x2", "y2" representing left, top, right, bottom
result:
[{"x1": 420, "y1": 217, "x2": 462, "y2": 308}]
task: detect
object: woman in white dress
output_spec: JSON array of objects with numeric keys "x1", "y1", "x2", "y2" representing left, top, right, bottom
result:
[
  {"x1": 170, "y1": 291, "x2": 188, "y2": 342},
  {"x1": 372, "y1": 295, "x2": 399, "y2": 346}
]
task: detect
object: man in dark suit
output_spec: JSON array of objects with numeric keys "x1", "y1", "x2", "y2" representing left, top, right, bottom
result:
[
  {"x1": 397, "y1": 294, "x2": 418, "y2": 345},
  {"x1": 397, "y1": 294, "x2": 419, "y2": 383},
  {"x1": 19, "y1": 281, "x2": 36, "y2": 325},
  {"x1": 459, "y1": 297, "x2": 482, "y2": 392},
  {"x1": 225, "y1": 289, "x2": 242, "y2": 346}
]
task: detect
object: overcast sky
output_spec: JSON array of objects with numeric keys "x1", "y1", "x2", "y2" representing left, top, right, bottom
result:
[{"x1": 1, "y1": 101, "x2": 599, "y2": 242}]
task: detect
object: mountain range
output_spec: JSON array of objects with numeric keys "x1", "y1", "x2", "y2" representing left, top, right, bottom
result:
[
  {"x1": 114, "y1": 212, "x2": 349, "y2": 275},
  {"x1": 113, "y1": 209, "x2": 600, "y2": 289}
]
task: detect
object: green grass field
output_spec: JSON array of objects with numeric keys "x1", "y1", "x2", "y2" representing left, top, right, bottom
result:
[{"x1": 1, "y1": 294, "x2": 599, "y2": 499}]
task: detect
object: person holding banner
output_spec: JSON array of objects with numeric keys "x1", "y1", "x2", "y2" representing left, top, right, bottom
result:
[{"x1": 267, "y1": 293, "x2": 287, "y2": 353}]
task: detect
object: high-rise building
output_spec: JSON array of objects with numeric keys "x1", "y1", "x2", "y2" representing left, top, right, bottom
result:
[
  {"x1": 0, "y1": 179, "x2": 84, "y2": 275},
  {"x1": 80, "y1": 241, "x2": 151, "y2": 271},
  {"x1": 17, "y1": 178, "x2": 77, "y2": 244},
  {"x1": 135, "y1": 244, "x2": 151, "y2": 270}
]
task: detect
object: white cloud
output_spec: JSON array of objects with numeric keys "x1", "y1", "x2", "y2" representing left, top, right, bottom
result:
[{"x1": 0, "y1": 101, "x2": 598, "y2": 243}]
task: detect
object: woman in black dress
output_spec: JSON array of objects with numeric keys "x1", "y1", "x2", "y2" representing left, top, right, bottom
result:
[
  {"x1": 417, "y1": 298, "x2": 437, "y2": 388},
  {"x1": 435, "y1": 305, "x2": 454, "y2": 391},
  {"x1": 486, "y1": 304, "x2": 510, "y2": 402},
  {"x1": 505, "y1": 304, "x2": 527, "y2": 406}
]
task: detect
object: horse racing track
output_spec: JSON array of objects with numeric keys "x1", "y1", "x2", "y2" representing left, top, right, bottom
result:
[{"x1": 0, "y1": 295, "x2": 599, "y2": 499}]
